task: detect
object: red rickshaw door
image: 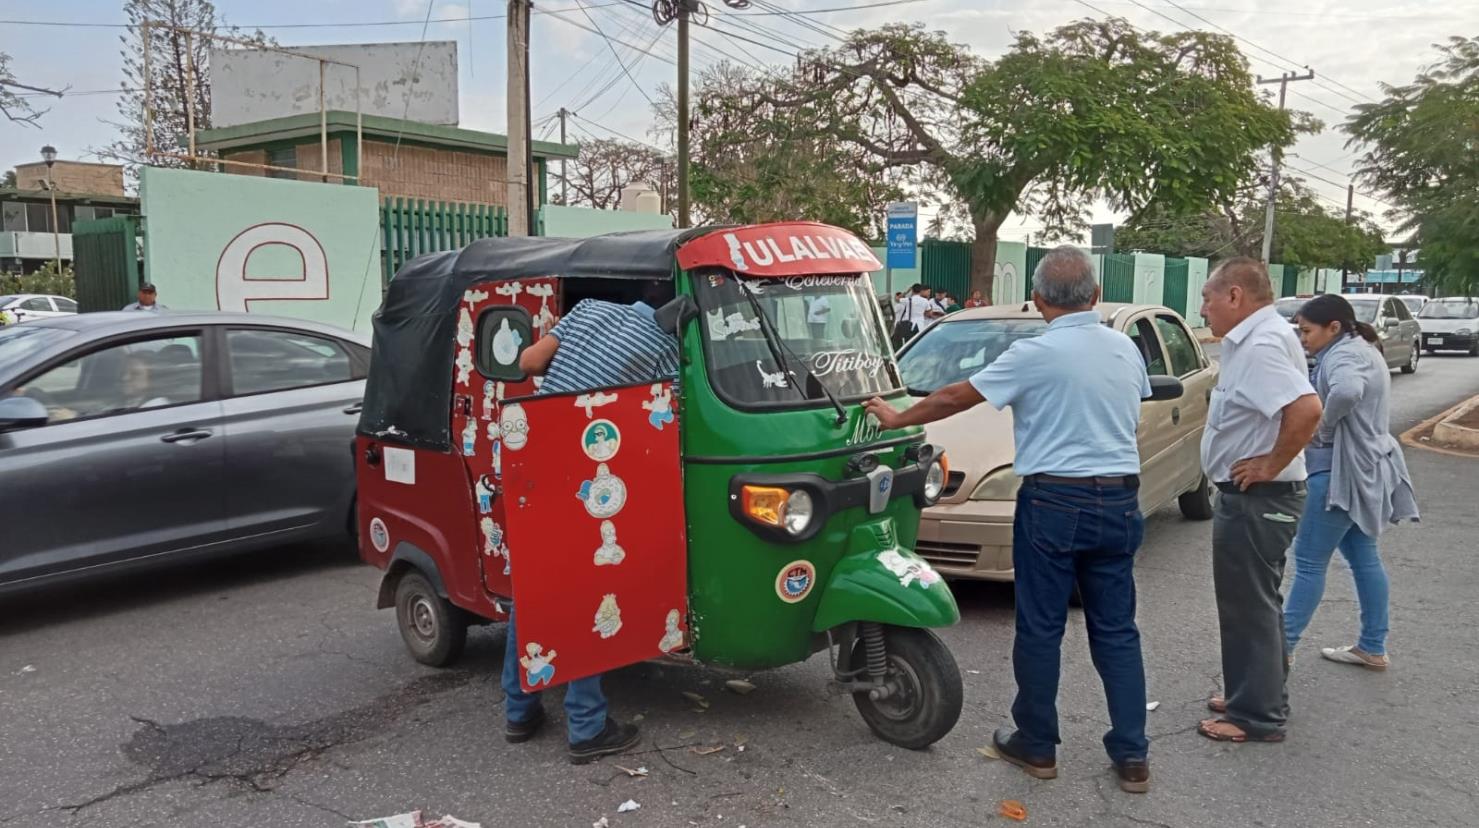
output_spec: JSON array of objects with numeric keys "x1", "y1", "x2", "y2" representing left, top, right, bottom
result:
[{"x1": 502, "y1": 381, "x2": 688, "y2": 692}]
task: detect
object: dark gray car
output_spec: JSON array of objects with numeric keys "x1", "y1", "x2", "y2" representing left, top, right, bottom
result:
[
  {"x1": 1274, "y1": 294, "x2": 1424, "y2": 374},
  {"x1": 0, "y1": 312, "x2": 370, "y2": 595}
]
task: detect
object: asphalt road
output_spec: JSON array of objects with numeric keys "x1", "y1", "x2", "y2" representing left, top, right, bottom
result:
[{"x1": 3, "y1": 355, "x2": 1477, "y2": 828}]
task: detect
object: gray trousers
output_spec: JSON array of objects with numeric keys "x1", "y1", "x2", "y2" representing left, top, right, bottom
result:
[{"x1": 1212, "y1": 484, "x2": 1306, "y2": 737}]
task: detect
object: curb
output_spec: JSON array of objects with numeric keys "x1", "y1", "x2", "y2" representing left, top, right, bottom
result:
[{"x1": 1399, "y1": 393, "x2": 1479, "y2": 458}]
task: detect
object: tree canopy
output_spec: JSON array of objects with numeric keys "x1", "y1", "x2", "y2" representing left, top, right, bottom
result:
[
  {"x1": 1346, "y1": 36, "x2": 1479, "y2": 296},
  {"x1": 699, "y1": 19, "x2": 1293, "y2": 295},
  {"x1": 551, "y1": 137, "x2": 672, "y2": 212}
]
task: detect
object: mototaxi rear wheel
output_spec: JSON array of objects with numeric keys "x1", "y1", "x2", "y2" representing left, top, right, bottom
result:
[{"x1": 394, "y1": 570, "x2": 468, "y2": 667}]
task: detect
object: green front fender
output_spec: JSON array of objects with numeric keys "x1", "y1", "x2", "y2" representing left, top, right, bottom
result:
[{"x1": 811, "y1": 522, "x2": 960, "y2": 632}]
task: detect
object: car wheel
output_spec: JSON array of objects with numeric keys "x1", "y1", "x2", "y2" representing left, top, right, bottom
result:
[
  {"x1": 1179, "y1": 474, "x2": 1215, "y2": 521},
  {"x1": 394, "y1": 570, "x2": 468, "y2": 667},
  {"x1": 1470, "y1": 341, "x2": 1479, "y2": 357},
  {"x1": 1401, "y1": 342, "x2": 1419, "y2": 374}
]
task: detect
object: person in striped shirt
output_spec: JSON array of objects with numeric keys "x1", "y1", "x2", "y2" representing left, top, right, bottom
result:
[
  {"x1": 518, "y1": 281, "x2": 679, "y2": 395},
  {"x1": 503, "y1": 279, "x2": 677, "y2": 764}
]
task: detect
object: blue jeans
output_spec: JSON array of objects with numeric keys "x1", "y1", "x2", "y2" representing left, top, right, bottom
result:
[
  {"x1": 1283, "y1": 472, "x2": 1390, "y2": 656},
  {"x1": 501, "y1": 610, "x2": 608, "y2": 743},
  {"x1": 1011, "y1": 480, "x2": 1148, "y2": 764}
]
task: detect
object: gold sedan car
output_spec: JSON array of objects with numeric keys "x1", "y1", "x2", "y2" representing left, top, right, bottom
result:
[{"x1": 897, "y1": 303, "x2": 1219, "y2": 581}]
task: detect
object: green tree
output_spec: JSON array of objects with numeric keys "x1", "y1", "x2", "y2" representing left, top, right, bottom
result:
[
  {"x1": 1346, "y1": 36, "x2": 1479, "y2": 295},
  {"x1": 734, "y1": 20, "x2": 1292, "y2": 295},
  {"x1": 1117, "y1": 177, "x2": 1387, "y2": 272},
  {"x1": 659, "y1": 63, "x2": 904, "y2": 239}
]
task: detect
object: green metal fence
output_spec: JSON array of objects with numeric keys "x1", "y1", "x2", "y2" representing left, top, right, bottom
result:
[
  {"x1": 1101, "y1": 253, "x2": 1136, "y2": 303},
  {"x1": 72, "y1": 216, "x2": 142, "y2": 312},
  {"x1": 1024, "y1": 245, "x2": 1051, "y2": 296},
  {"x1": 1281, "y1": 265, "x2": 1300, "y2": 298},
  {"x1": 380, "y1": 198, "x2": 508, "y2": 285},
  {"x1": 1163, "y1": 257, "x2": 1190, "y2": 317},
  {"x1": 919, "y1": 239, "x2": 971, "y2": 300}
]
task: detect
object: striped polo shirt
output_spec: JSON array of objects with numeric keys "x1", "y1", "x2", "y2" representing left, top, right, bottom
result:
[{"x1": 539, "y1": 299, "x2": 680, "y2": 395}]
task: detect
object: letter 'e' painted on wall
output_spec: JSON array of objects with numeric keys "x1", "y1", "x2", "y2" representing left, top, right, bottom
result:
[{"x1": 215, "y1": 222, "x2": 331, "y2": 312}]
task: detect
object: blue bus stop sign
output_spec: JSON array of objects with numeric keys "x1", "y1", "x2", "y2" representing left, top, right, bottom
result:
[{"x1": 885, "y1": 202, "x2": 917, "y2": 270}]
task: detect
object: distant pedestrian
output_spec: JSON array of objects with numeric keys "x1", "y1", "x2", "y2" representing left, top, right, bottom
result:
[
  {"x1": 864, "y1": 246, "x2": 1156, "y2": 793},
  {"x1": 965, "y1": 289, "x2": 990, "y2": 308},
  {"x1": 807, "y1": 294, "x2": 831, "y2": 340},
  {"x1": 1197, "y1": 258, "x2": 1322, "y2": 744},
  {"x1": 122, "y1": 283, "x2": 166, "y2": 311},
  {"x1": 1283, "y1": 294, "x2": 1418, "y2": 671},
  {"x1": 891, "y1": 284, "x2": 933, "y2": 347}
]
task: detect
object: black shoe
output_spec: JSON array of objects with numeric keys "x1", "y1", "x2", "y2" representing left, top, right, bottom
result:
[
  {"x1": 1114, "y1": 758, "x2": 1151, "y2": 793},
  {"x1": 993, "y1": 726, "x2": 1057, "y2": 780},
  {"x1": 568, "y1": 718, "x2": 641, "y2": 765},
  {"x1": 505, "y1": 707, "x2": 546, "y2": 743}
]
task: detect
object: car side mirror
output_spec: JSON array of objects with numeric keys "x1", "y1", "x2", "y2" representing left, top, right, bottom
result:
[
  {"x1": 0, "y1": 396, "x2": 49, "y2": 431},
  {"x1": 655, "y1": 294, "x2": 699, "y2": 335},
  {"x1": 1383, "y1": 318, "x2": 1399, "y2": 330},
  {"x1": 1147, "y1": 375, "x2": 1184, "y2": 402}
]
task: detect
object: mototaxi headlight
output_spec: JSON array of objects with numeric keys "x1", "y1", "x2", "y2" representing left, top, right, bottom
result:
[
  {"x1": 783, "y1": 489, "x2": 814, "y2": 536},
  {"x1": 970, "y1": 466, "x2": 1022, "y2": 501},
  {"x1": 740, "y1": 485, "x2": 789, "y2": 527},
  {"x1": 922, "y1": 455, "x2": 949, "y2": 502}
]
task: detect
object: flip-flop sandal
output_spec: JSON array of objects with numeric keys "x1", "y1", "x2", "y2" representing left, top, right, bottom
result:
[{"x1": 1197, "y1": 719, "x2": 1285, "y2": 743}]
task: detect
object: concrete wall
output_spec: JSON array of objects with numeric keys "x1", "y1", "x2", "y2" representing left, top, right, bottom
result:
[
  {"x1": 1185, "y1": 258, "x2": 1209, "y2": 327},
  {"x1": 1133, "y1": 253, "x2": 1165, "y2": 306},
  {"x1": 210, "y1": 42, "x2": 459, "y2": 128},
  {"x1": 994, "y1": 241, "x2": 1028, "y2": 306},
  {"x1": 13, "y1": 161, "x2": 125, "y2": 196},
  {"x1": 540, "y1": 204, "x2": 672, "y2": 237},
  {"x1": 139, "y1": 167, "x2": 381, "y2": 333}
]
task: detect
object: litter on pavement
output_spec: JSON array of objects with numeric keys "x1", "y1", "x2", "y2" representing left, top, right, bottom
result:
[
  {"x1": 617, "y1": 799, "x2": 641, "y2": 813},
  {"x1": 348, "y1": 812, "x2": 481, "y2": 828}
]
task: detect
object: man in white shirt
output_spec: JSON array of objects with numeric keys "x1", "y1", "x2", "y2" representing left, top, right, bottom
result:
[
  {"x1": 806, "y1": 295, "x2": 831, "y2": 339},
  {"x1": 1196, "y1": 258, "x2": 1322, "y2": 744}
]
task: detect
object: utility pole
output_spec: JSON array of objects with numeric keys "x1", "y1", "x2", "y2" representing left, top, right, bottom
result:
[
  {"x1": 1256, "y1": 70, "x2": 1315, "y2": 263},
  {"x1": 507, "y1": 0, "x2": 532, "y2": 237},
  {"x1": 1340, "y1": 183, "x2": 1354, "y2": 289},
  {"x1": 558, "y1": 107, "x2": 570, "y2": 205},
  {"x1": 676, "y1": 2, "x2": 692, "y2": 228}
]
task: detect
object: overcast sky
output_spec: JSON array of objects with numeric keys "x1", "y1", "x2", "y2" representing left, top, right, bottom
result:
[{"x1": 3, "y1": 0, "x2": 1475, "y2": 241}]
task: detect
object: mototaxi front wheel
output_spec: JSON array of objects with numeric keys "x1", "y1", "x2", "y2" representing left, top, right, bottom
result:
[
  {"x1": 850, "y1": 625, "x2": 963, "y2": 750},
  {"x1": 394, "y1": 570, "x2": 468, "y2": 667}
]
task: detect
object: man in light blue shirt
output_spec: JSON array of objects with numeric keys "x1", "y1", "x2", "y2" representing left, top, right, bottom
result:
[{"x1": 864, "y1": 246, "x2": 1154, "y2": 793}]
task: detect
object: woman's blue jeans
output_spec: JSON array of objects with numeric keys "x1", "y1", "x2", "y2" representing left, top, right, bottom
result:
[{"x1": 1283, "y1": 472, "x2": 1390, "y2": 656}]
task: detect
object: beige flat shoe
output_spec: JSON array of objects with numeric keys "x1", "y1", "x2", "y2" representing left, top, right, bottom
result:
[{"x1": 1320, "y1": 645, "x2": 1389, "y2": 671}]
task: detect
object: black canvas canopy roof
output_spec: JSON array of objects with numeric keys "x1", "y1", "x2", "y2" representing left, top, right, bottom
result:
[{"x1": 358, "y1": 229, "x2": 708, "y2": 450}]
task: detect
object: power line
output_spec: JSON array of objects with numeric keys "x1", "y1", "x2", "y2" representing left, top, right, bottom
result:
[
  {"x1": 0, "y1": 3, "x2": 636, "y2": 30},
  {"x1": 742, "y1": 0, "x2": 926, "y2": 16},
  {"x1": 569, "y1": 111, "x2": 669, "y2": 152},
  {"x1": 573, "y1": 0, "x2": 656, "y2": 107}
]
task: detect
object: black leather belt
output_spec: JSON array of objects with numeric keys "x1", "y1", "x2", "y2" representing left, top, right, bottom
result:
[
  {"x1": 1214, "y1": 481, "x2": 1306, "y2": 496},
  {"x1": 1024, "y1": 474, "x2": 1140, "y2": 488}
]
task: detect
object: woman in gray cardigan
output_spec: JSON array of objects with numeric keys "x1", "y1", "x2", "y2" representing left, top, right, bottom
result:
[{"x1": 1284, "y1": 294, "x2": 1419, "y2": 670}]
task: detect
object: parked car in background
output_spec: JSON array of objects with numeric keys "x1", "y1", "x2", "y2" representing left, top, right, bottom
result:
[
  {"x1": 0, "y1": 312, "x2": 370, "y2": 595},
  {"x1": 1274, "y1": 293, "x2": 1423, "y2": 374},
  {"x1": 1398, "y1": 295, "x2": 1429, "y2": 316},
  {"x1": 0, "y1": 294, "x2": 77, "y2": 325},
  {"x1": 1418, "y1": 297, "x2": 1479, "y2": 356},
  {"x1": 897, "y1": 303, "x2": 1217, "y2": 582}
]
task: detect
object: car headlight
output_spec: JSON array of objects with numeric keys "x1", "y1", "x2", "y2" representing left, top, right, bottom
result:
[
  {"x1": 1457, "y1": 328, "x2": 1473, "y2": 336},
  {"x1": 970, "y1": 466, "x2": 1022, "y2": 501},
  {"x1": 740, "y1": 485, "x2": 815, "y2": 537}
]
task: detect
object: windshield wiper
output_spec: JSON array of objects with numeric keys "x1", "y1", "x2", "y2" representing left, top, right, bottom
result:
[{"x1": 734, "y1": 278, "x2": 848, "y2": 427}]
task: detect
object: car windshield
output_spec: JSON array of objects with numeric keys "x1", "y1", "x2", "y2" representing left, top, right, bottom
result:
[
  {"x1": 1418, "y1": 299, "x2": 1479, "y2": 320},
  {"x1": 0, "y1": 325, "x2": 75, "y2": 377},
  {"x1": 897, "y1": 317, "x2": 1050, "y2": 393},
  {"x1": 1274, "y1": 298, "x2": 1306, "y2": 320},
  {"x1": 1399, "y1": 296, "x2": 1426, "y2": 313},
  {"x1": 1346, "y1": 299, "x2": 1380, "y2": 324},
  {"x1": 694, "y1": 271, "x2": 901, "y2": 407}
]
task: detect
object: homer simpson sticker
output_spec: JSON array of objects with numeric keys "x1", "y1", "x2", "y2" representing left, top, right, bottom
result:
[
  {"x1": 454, "y1": 347, "x2": 474, "y2": 385},
  {"x1": 658, "y1": 609, "x2": 684, "y2": 653},
  {"x1": 456, "y1": 307, "x2": 475, "y2": 348},
  {"x1": 877, "y1": 549, "x2": 942, "y2": 589},
  {"x1": 593, "y1": 520, "x2": 626, "y2": 566},
  {"x1": 528, "y1": 282, "x2": 557, "y2": 337},
  {"x1": 593, "y1": 593, "x2": 623, "y2": 639},
  {"x1": 642, "y1": 384, "x2": 674, "y2": 431},
  {"x1": 775, "y1": 560, "x2": 816, "y2": 603},
  {"x1": 577, "y1": 464, "x2": 628, "y2": 519},
  {"x1": 368, "y1": 517, "x2": 391, "y2": 553},
  {"x1": 460, "y1": 420, "x2": 478, "y2": 456},
  {"x1": 581, "y1": 419, "x2": 622, "y2": 462},
  {"x1": 500, "y1": 403, "x2": 530, "y2": 451},
  {"x1": 481, "y1": 517, "x2": 510, "y2": 574},
  {"x1": 521, "y1": 642, "x2": 556, "y2": 687}
]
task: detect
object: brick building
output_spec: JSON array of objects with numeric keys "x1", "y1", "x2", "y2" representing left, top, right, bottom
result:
[
  {"x1": 194, "y1": 111, "x2": 576, "y2": 208},
  {"x1": 12, "y1": 160, "x2": 127, "y2": 198}
]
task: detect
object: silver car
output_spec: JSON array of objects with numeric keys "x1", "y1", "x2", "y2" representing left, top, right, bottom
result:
[
  {"x1": 1274, "y1": 294, "x2": 1424, "y2": 374},
  {"x1": 0, "y1": 312, "x2": 369, "y2": 595}
]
